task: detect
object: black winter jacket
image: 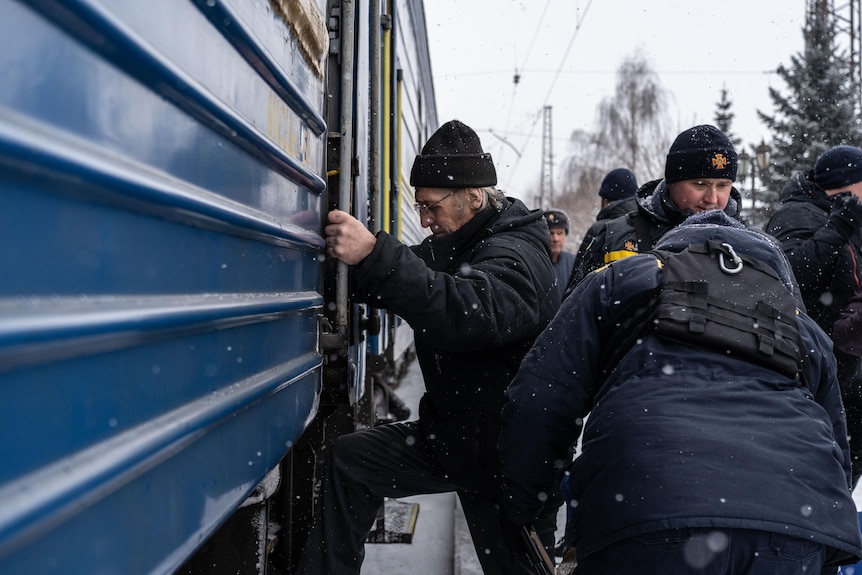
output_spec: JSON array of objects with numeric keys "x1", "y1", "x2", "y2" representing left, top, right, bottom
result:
[
  {"x1": 500, "y1": 211, "x2": 862, "y2": 566},
  {"x1": 765, "y1": 172, "x2": 862, "y2": 336},
  {"x1": 571, "y1": 196, "x2": 638, "y2": 280},
  {"x1": 352, "y1": 197, "x2": 559, "y2": 493},
  {"x1": 567, "y1": 178, "x2": 742, "y2": 290}
]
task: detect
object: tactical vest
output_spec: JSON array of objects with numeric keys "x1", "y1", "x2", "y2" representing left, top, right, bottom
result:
[{"x1": 603, "y1": 240, "x2": 805, "y2": 381}]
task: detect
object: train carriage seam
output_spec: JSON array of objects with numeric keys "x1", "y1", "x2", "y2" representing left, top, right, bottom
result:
[
  {"x1": 22, "y1": 0, "x2": 327, "y2": 192},
  {"x1": 0, "y1": 354, "x2": 322, "y2": 561},
  {"x1": 190, "y1": 0, "x2": 326, "y2": 135},
  {"x1": 0, "y1": 292, "x2": 323, "y2": 372},
  {"x1": 0, "y1": 111, "x2": 326, "y2": 251}
]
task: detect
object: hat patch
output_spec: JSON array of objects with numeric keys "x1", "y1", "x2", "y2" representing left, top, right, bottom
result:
[{"x1": 712, "y1": 152, "x2": 728, "y2": 170}]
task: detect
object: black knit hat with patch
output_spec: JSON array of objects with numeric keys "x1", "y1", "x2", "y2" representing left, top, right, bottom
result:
[
  {"x1": 665, "y1": 124, "x2": 738, "y2": 184},
  {"x1": 410, "y1": 120, "x2": 497, "y2": 188}
]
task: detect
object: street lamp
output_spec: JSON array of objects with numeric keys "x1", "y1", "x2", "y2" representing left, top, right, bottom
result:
[
  {"x1": 754, "y1": 140, "x2": 771, "y2": 182},
  {"x1": 735, "y1": 140, "x2": 772, "y2": 224},
  {"x1": 738, "y1": 150, "x2": 751, "y2": 203},
  {"x1": 752, "y1": 140, "x2": 771, "y2": 219}
]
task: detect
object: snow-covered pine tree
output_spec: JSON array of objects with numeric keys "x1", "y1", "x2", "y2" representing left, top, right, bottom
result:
[
  {"x1": 714, "y1": 86, "x2": 742, "y2": 149},
  {"x1": 759, "y1": 7, "x2": 862, "y2": 200}
]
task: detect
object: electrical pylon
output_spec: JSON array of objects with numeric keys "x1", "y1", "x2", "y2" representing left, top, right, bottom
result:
[
  {"x1": 540, "y1": 105, "x2": 553, "y2": 210},
  {"x1": 808, "y1": 0, "x2": 862, "y2": 106}
]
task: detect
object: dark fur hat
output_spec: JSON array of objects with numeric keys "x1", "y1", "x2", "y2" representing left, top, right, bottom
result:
[
  {"x1": 544, "y1": 209, "x2": 569, "y2": 234},
  {"x1": 665, "y1": 125, "x2": 737, "y2": 184}
]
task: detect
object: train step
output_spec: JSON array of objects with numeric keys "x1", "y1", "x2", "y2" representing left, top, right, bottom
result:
[{"x1": 367, "y1": 498, "x2": 420, "y2": 544}]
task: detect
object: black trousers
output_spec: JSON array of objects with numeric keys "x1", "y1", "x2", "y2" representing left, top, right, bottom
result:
[
  {"x1": 295, "y1": 420, "x2": 558, "y2": 575},
  {"x1": 837, "y1": 350, "x2": 862, "y2": 487}
]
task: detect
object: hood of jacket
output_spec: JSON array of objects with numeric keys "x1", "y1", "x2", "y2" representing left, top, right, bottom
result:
[
  {"x1": 636, "y1": 178, "x2": 742, "y2": 226},
  {"x1": 776, "y1": 171, "x2": 834, "y2": 212}
]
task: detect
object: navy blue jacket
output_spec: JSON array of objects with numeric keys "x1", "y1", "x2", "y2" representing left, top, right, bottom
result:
[
  {"x1": 499, "y1": 211, "x2": 862, "y2": 565},
  {"x1": 572, "y1": 196, "x2": 638, "y2": 278},
  {"x1": 551, "y1": 250, "x2": 576, "y2": 301}
]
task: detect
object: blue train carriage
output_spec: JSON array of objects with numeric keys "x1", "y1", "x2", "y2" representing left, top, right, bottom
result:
[
  {"x1": 0, "y1": 0, "x2": 436, "y2": 572},
  {"x1": 0, "y1": 0, "x2": 327, "y2": 573}
]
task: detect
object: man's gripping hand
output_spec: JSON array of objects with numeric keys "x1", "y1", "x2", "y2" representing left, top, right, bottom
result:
[{"x1": 324, "y1": 209, "x2": 378, "y2": 265}]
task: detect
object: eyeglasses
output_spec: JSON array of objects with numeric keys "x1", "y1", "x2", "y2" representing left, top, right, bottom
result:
[{"x1": 413, "y1": 190, "x2": 458, "y2": 213}]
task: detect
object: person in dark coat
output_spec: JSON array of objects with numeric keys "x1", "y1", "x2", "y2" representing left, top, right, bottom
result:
[
  {"x1": 765, "y1": 144, "x2": 862, "y2": 486},
  {"x1": 544, "y1": 208, "x2": 577, "y2": 301},
  {"x1": 499, "y1": 210, "x2": 862, "y2": 574},
  {"x1": 834, "y1": 285, "x2": 862, "y2": 357},
  {"x1": 296, "y1": 120, "x2": 560, "y2": 575},
  {"x1": 566, "y1": 125, "x2": 741, "y2": 292},
  {"x1": 571, "y1": 167, "x2": 639, "y2": 281}
]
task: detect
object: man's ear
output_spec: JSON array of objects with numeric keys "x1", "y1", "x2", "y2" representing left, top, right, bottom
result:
[{"x1": 467, "y1": 188, "x2": 483, "y2": 209}]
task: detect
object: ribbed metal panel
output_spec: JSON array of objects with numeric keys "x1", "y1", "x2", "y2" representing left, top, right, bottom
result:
[{"x1": 0, "y1": 0, "x2": 327, "y2": 571}]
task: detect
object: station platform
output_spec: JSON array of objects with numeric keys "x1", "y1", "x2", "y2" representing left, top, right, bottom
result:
[{"x1": 360, "y1": 356, "x2": 862, "y2": 575}]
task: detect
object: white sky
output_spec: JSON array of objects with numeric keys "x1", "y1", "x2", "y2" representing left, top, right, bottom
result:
[{"x1": 423, "y1": 0, "x2": 810, "y2": 202}]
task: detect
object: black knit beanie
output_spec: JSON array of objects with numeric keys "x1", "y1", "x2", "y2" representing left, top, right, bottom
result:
[
  {"x1": 409, "y1": 120, "x2": 497, "y2": 188},
  {"x1": 811, "y1": 145, "x2": 862, "y2": 191},
  {"x1": 665, "y1": 125, "x2": 738, "y2": 184},
  {"x1": 598, "y1": 168, "x2": 638, "y2": 201}
]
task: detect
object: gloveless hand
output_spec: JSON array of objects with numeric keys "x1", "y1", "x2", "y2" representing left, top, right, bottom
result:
[{"x1": 324, "y1": 209, "x2": 377, "y2": 265}]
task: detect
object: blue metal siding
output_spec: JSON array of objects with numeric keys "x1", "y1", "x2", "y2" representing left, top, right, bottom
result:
[{"x1": 0, "y1": 0, "x2": 326, "y2": 571}]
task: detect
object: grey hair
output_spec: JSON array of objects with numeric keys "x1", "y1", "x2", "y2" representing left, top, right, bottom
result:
[
  {"x1": 479, "y1": 186, "x2": 505, "y2": 210},
  {"x1": 452, "y1": 186, "x2": 505, "y2": 211}
]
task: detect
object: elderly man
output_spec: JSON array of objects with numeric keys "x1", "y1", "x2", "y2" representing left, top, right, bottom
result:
[{"x1": 296, "y1": 120, "x2": 559, "y2": 574}]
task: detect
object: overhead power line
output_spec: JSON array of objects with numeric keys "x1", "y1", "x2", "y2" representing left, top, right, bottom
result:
[
  {"x1": 514, "y1": 0, "x2": 553, "y2": 85},
  {"x1": 509, "y1": 0, "x2": 595, "y2": 185},
  {"x1": 436, "y1": 68, "x2": 778, "y2": 79}
]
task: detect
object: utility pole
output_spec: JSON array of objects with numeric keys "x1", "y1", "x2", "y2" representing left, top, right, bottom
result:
[
  {"x1": 809, "y1": 0, "x2": 862, "y2": 108},
  {"x1": 540, "y1": 105, "x2": 553, "y2": 210}
]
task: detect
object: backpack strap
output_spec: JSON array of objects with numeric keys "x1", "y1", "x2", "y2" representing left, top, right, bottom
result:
[
  {"x1": 631, "y1": 211, "x2": 653, "y2": 255},
  {"x1": 598, "y1": 252, "x2": 665, "y2": 380}
]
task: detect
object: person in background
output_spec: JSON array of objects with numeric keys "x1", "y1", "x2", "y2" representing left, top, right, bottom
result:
[
  {"x1": 296, "y1": 120, "x2": 560, "y2": 575},
  {"x1": 833, "y1": 284, "x2": 862, "y2": 358},
  {"x1": 499, "y1": 211, "x2": 862, "y2": 574},
  {"x1": 547, "y1": 167, "x2": 639, "y2": 557},
  {"x1": 544, "y1": 209, "x2": 576, "y2": 301},
  {"x1": 765, "y1": 144, "x2": 862, "y2": 486},
  {"x1": 566, "y1": 125, "x2": 741, "y2": 292},
  {"x1": 572, "y1": 168, "x2": 639, "y2": 277}
]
